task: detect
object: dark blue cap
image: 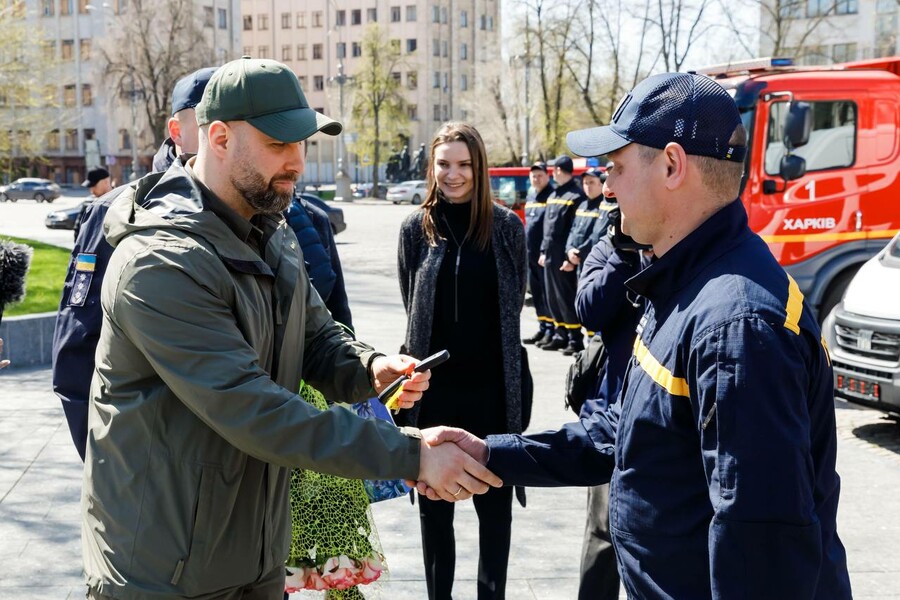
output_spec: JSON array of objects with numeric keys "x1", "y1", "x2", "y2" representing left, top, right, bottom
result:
[
  {"x1": 566, "y1": 72, "x2": 746, "y2": 163},
  {"x1": 530, "y1": 161, "x2": 548, "y2": 173},
  {"x1": 549, "y1": 154, "x2": 574, "y2": 173},
  {"x1": 171, "y1": 67, "x2": 217, "y2": 115},
  {"x1": 582, "y1": 167, "x2": 605, "y2": 180}
]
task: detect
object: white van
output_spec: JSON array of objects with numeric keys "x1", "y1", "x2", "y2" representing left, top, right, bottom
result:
[{"x1": 823, "y1": 232, "x2": 900, "y2": 416}]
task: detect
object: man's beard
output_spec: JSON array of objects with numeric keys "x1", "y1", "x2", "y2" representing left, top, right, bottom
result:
[{"x1": 230, "y1": 157, "x2": 297, "y2": 215}]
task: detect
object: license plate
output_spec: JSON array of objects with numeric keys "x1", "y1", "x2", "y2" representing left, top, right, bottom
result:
[{"x1": 836, "y1": 374, "x2": 881, "y2": 400}]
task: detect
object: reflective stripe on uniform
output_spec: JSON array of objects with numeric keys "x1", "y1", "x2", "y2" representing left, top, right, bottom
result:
[
  {"x1": 633, "y1": 337, "x2": 690, "y2": 398},
  {"x1": 784, "y1": 274, "x2": 803, "y2": 335}
]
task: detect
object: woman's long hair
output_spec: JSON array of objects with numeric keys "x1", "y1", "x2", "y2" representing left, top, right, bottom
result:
[{"x1": 421, "y1": 122, "x2": 493, "y2": 251}]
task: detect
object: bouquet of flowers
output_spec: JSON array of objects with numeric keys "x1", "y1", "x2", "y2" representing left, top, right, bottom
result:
[{"x1": 286, "y1": 382, "x2": 387, "y2": 599}]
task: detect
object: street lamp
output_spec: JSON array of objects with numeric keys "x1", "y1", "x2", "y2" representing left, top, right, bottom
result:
[{"x1": 328, "y1": 61, "x2": 354, "y2": 201}]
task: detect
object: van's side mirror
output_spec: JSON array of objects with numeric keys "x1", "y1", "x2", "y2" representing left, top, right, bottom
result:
[
  {"x1": 784, "y1": 102, "x2": 811, "y2": 149},
  {"x1": 780, "y1": 155, "x2": 807, "y2": 181}
]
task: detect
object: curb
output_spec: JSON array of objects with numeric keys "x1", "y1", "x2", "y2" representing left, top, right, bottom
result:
[{"x1": 0, "y1": 312, "x2": 56, "y2": 369}]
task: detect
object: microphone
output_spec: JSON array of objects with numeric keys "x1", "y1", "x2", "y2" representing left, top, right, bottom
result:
[{"x1": 0, "y1": 240, "x2": 33, "y2": 326}]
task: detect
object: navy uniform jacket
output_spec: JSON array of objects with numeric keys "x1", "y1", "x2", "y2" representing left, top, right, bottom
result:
[
  {"x1": 565, "y1": 196, "x2": 616, "y2": 259},
  {"x1": 539, "y1": 178, "x2": 585, "y2": 264},
  {"x1": 487, "y1": 199, "x2": 851, "y2": 599},
  {"x1": 524, "y1": 184, "x2": 552, "y2": 259}
]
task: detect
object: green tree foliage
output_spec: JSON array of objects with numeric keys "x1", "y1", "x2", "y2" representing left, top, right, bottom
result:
[
  {"x1": 0, "y1": 2, "x2": 58, "y2": 180},
  {"x1": 348, "y1": 24, "x2": 410, "y2": 192}
]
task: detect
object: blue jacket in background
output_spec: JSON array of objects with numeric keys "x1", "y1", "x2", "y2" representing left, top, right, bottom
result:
[
  {"x1": 575, "y1": 236, "x2": 646, "y2": 416},
  {"x1": 565, "y1": 196, "x2": 615, "y2": 261},
  {"x1": 486, "y1": 199, "x2": 851, "y2": 599},
  {"x1": 539, "y1": 178, "x2": 585, "y2": 264},
  {"x1": 524, "y1": 184, "x2": 552, "y2": 259}
]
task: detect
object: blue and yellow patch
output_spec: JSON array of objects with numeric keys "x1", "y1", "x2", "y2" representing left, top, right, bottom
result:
[
  {"x1": 75, "y1": 253, "x2": 96, "y2": 272},
  {"x1": 67, "y1": 253, "x2": 97, "y2": 307}
]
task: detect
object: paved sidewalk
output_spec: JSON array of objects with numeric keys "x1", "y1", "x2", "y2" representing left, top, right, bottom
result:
[{"x1": 1, "y1": 203, "x2": 899, "y2": 598}]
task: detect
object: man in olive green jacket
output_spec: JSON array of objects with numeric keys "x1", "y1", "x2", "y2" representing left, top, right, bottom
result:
[{"x1": 82, "y1": 57, "x2": 500, "y2": 600}]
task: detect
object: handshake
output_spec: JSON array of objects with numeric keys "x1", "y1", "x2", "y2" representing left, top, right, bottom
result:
[{"x1": 407, "y1": 427, "x2": 502, "y2": 502}]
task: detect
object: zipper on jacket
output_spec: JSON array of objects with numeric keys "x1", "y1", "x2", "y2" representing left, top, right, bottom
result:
[{"x1": 441, "y1": 214, "x2": 465, "y2": 323}]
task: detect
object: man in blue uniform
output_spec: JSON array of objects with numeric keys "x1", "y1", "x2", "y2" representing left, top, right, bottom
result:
[
  {"x1": 52, "y1": 67, "x2": 216, "y2": 461},
  {"x1": 418, "y1": 72, "x2": 852, "y2": 599},
  {"x1": 522, "y1": 161, "x2": 554, "y2": 345}
]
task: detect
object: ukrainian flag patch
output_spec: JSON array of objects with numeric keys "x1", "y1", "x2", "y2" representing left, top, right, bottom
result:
[{"x1": 75, "y1": 253, "x2": 96, "y2": 272}]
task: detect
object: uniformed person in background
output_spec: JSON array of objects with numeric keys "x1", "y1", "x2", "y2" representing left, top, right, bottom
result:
[
  {"x1": 522, "y1": 161, "x2": 555, "y2": 346},
  {"x1": 539, "y1": 154, "x2": 586, "y2": 354}
]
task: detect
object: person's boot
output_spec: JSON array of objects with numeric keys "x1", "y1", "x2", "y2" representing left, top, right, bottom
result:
[
  {"x1": 561, "y1": 335, "x2": 585, "y2": 356},
  {"x1": 534, "y1": 330, "x2": 554, "y2": 348},
  {"x1": 541, "y1": 335, "x2": 568, "y2": 351},
  {"x1": 522, "y1": 329, "x2": 545, "y2": 344}
]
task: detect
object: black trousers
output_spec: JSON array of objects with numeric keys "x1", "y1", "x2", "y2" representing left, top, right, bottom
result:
[
  {"x1": 418, "y1": 486, "x2": 513, "y2": 600},
  {"x1": 578, "y1": 484, "x2": 620, "y2": 600},
  {"x1": 543, "y1": 258, "x2": 580, "y2": 338},
  {"x1": 526, "y1": 256, "x2": 552, "y2": 330}
]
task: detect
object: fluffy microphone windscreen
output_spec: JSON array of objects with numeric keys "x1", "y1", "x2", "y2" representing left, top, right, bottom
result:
[{"x1": 0, "y1": 239, "x2": 33, "y2": 311}]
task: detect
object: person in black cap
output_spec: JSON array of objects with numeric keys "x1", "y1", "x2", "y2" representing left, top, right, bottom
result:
[
  {"x1": 53, "y1": 66, "x2": 215, "y2": 462},
  {"x1": 539, "y1": 154, "x2": 586, "y2": 353},
  {"x1": 522, "y1": 161, "x2": 555, "y2": 345},
  {"x1": 415, "y1": 72, "x2": 851, "y2": 600}
]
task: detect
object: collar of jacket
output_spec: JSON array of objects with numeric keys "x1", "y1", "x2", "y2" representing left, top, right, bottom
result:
[
  {"x1": 553, "y1": 178, "x2": 581, "y2": 197},
  {"x1": 626, "y1": 198, "x2": 750, "y2": 305},
  {"x1": 104, "y1": 155, "x2": 282, "y2": 277}
]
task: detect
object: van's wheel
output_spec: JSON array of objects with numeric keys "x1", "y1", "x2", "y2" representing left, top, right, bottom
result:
[{"x1": 818, "y1": 268, "x2": 858, "y2": 324}]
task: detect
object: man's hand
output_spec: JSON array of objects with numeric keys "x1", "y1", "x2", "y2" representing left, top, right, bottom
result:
[
  {"x1": 566, "y1": 248, "x2": 581, "y2": 265},
  {"x1": 0, "y1": 338, "x2": 8, "y2": 369},
  {"x1": 560, "y1": 260, "x2": 575, "y2": 272},
  {"x1": 408, "y1": 429, "x2": 501, "y2": 502},
  {"x1": 370, "y1": 354, "x2": 431, "y2": 410},
  {"x1": 538, "y1": 253, "x2": 546, "y2": 267}
]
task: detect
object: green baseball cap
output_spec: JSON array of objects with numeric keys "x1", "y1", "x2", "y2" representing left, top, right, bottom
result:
[{"x1": 196, "y1": 56, "x2": 342, "y2": 143}]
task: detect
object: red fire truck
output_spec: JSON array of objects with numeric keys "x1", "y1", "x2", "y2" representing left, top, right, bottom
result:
[
  {"x1": 700, "y1": 56, "x2": 900, "y2": 319},
  {"x1": 489, "y1": 160, "x2": 594, "y2": 222}
]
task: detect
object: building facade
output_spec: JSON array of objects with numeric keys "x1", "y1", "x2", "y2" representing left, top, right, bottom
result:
[
  {"x1": 239, "y1": 0, "x2": 501, "y2": 186},
  {"x1": 759, "y1": 0, "x2": 898, "y2": 65},
  {"x1": 1, "y1": 0, "x2": 241, "y2": 185}
]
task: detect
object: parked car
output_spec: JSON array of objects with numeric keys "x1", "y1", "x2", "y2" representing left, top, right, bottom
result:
[
  {"x1": 0, "y1": 178, "x2": 61, "y2": 203},
  {"x1": 386, "y1": 180, "x2": 426, "y2": 205},
  {"x1": 823, "y1": 231, "x2": 900, "y2": 416},
  {"x1": 45, "y1": 201, "x2": 87, "y2": 230},
  {"x1": 58, "y1": 183, "x2": 93, "y2": 198},
  {"x1": 301, "y1": 193, "x2": 346, "y2": 235},
  {"x1": 352, "y1": 182, "x2": 388, "y2": 199}
]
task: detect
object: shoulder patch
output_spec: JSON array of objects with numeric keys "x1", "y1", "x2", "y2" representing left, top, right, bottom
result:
[
  {"x1": 67, "y1": 254, "x2": 98, "y2": 307},
  {"x1": 75, "y1": 253, "x2": 97, "y2": 272}
]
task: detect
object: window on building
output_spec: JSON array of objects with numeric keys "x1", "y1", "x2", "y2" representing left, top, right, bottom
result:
[
  {"x1": 66, "y1": 129, "x2": 78, "y2": 151},
  {"x1": 488, "y1": 16, "x2": 494, "y2": 30},
  {"x1": 835, "y1": 0, "x2": 857, "y2": 14},
  {"x1": 778, "y1": 0, "x2": 803, "y2": 18},
  {"x1": 46, "y1": 129, "x2": 59, "y2": 151},
  {"x1": 313, "y1": 44, "x2": 322, "y2": 59},
  {"x1": 352, "y1": 9, "x2": 361, "y2": 24},
  {"x1": 0, "y1": 93, "x2": 7, "y2": 107},
  {"x1": 60, "y1": 0, "x2": 72, "y2": 15},
  {"x1": 64, "y1": 85, "x2": 76, "y2": 107},
  {"x1": 408, "y1": 71, "x2": 418, "y2": 89},
  {"x1": 406, "y1": 5, "x2": 416, "y2": 21},
  {"x1": 408, "y1": 104, "x2": 418, "y2": 120},
  {"x1": 243, "y1": 46, "x2": 253, "y2": 56},
  {"x1": 460, "y1": 43, "x2": 468, "y2": 60},
  {"x1": 390, "y1": 39, "x2": 400, "y2": 54},
  {"x1": 43, "y1": 41, "x2": 56, "y2": 61},
  {"x1": 407, "y1": 38, "x2": 417, "y2": 53},
  {"x1": 258, "y1": 14, "x2": 268, "y2": 30},
  {"x1": 80, "y1": 39, "x2": 91, "y2": 60},
  {"x1": 765, "y1": 100, "x2": 856, "y2": 175},
  {"x1": 78, "y1": 0, "x2": 89, "y2": 13},
  {"x1": 282, "y1": 45, "x2": 292, "y2": 61},
  {"x1": 876, "y1": 0, "x2": 896, "y2": 12},
  {"x1": 297, "y1": 44, "x2": 306, "y2": 60},
  {"x1": 433, "y1": 6, "x2": 440, "y2": 22},
  {"x1": 298, "y1": 76, "x2": 308, "y2": 89},
  {"x1": 461, "y1": 109, "x2": 468, "y2": 120},
  {"x1": 433, "y1": 39, "x2": 440, "y2": 57},
  {"x1": 441, "y1": 7, "x2": 448, "y2": 23},
  {"x1": 832, "y1": 42, "x2": 857, "y2": 63},
  {"x1": 460, "y1": 10, "x2": 468, "y2": 27},
  {"x1": 434, "y1": 104, "x2": 441, "y2": 120},
  {"x1": 480, "y1": 14, "x2": 486, "y2": 29},
  {"x1": 442, "y1": 40, "x2": 448, "y2": 57},
  {"x1": 312, "y1": 11, "x2": 323, "y2": 27},
  {"x1": 297, "y1": 11, "x2": 305, "y2": 27},
  {"x1": 336, "y1": 9, "x2": 346, "y2": 26},
  {"x1": 875, "y1": 6, "x2": 897, "y2": 57},
  {"x1": 204, "y1": 6, "x2": 213, "y2": 27},
  {"x1": 258, "y1": 45, "x2": 269, "y2": 59},
  {"x1": 118, "y1": 129, "x2": 130, "y2": 151},
  {"x1": 243, "y1": 15, "x2": 252, "y2": 30},
  {"x1": 61, "y1": 40, "x2": 74, "y2": 61},
  {"x1": 314, "y1": 75, "x2": 324, "y2": 91},
  {"x1": 367, "y1": 8, "x2": 377, "y2": 21},
  {"x1": 117, "y1": 0, "x2": 127, "y2": 13},
  {"x1": 442, "y1": 72, "x2": 449, "y2": 90},
  {"x1": 82, "y1": 84, "x2": 92, "y2": 106},
  {"x1": 800, "y1": 45, "x2": 829, "y2": 65},
  {"x1": 352, "y1": 42, "x2": 362, "y2": 57},
  {"x1": 41, "y1": 0, "x2": 53, "y2": 16},
  {"x1": 460, "y1": 74, "x2": 468, "y2": 91},
  {"x1": 391, "y1": 6, "x2": 401, "y2": 21},
  {"x1": 281, "y1": 12, "x2": 291, "y2": 28},
  {"x1": 392, "y1": 71, "x2": 401, "y2": 84},
  {"x1": 433, "y1": 72, "x2": 440, "y2": 88},
  {"x1": 442, "y1": 105, "x2": 448, "y2": 120},
  {"x1": 337, "y1": 42, "x2": 346, "y2": 59},
  {"x1": 218, "y1": 8, "x2": 227, "y2": 28}
]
